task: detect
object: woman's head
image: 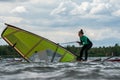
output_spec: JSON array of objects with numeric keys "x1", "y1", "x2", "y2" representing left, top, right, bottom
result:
[{"x1": 78, "y1": 29, "x2": 84, "y2": 37}]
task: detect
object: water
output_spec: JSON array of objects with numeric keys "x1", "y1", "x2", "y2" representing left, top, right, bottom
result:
[{"x1": 0, "y1": 61, "x2": 120, "y2": 80}]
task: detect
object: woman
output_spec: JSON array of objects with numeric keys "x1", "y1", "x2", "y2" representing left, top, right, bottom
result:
[{"x1": 77, "y1": 29, "x2": 93, "y2": 61}]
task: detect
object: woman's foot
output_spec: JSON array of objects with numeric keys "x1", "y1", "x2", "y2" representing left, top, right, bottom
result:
[{"x1": 76, "y1": 57, "x2": 83, "y2": 61}]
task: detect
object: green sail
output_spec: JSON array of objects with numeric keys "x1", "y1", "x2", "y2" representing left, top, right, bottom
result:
[{"x1": 1, "y1": 23, "x2": 76, "y2": 62}]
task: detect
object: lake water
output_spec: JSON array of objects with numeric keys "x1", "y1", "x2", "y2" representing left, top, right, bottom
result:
[{"x1": 0, "y1": 61, "x2": 120, "y2": 80}]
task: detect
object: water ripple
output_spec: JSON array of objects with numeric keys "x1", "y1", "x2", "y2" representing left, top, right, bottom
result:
[{"x1": 0, "y1": 62, "x2": 120, "y2": 80}]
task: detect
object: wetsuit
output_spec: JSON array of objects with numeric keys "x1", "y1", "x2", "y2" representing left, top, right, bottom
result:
[{"x1": 77, "y1": 35, "x2": 93, "y2": 61}]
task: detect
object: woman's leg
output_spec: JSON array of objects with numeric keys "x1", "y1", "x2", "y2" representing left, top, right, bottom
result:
[
  {"x1": 77, "y1": 46, "x2": 86, "y2": 60},
  {"x1": 84, "y1": 49, "x2": 88, "y2": 61},
  {"x1": 84, "y1": 43, "x2": 92, "y2": 61},
  {"x1": 79, "y1": 47, "x2": 84, "y2": 60}
]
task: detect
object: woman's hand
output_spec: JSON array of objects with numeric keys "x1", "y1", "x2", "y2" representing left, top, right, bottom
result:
[{"x1": 76, "y1": 41, "x2": 82, "y2": 45}]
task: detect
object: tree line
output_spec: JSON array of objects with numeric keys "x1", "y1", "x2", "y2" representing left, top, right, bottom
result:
[
  {"x1": 0, "y1": 43, "x2": 120, "y2": 58},
  {"x1": 0, "y1": 45, "x2": 20, "y2": 58},
  {"x1": 65, "y1": 43, "x2": 120, "y2": 57}
]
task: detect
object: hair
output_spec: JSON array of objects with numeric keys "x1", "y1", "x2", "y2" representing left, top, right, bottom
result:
[{"x1": 79, "y1": 29, "x2": 84, "y2": 34}]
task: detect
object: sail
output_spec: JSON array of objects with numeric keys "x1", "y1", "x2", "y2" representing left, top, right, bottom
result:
[{"x1": 1, "y1": 23, "x2": 76, "y2": 62}]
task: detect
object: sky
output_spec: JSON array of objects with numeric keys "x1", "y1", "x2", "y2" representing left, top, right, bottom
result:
[{"x1": 0, "y1": 0, "x2": 120, "y2": 47}]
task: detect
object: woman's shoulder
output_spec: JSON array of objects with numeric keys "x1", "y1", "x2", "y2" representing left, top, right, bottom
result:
[
  {"x1": 80, "y1": 35, "x2": 88, "y2": 40},
  {"x1": 82, "y1": 35, "x2": 88, "y2": 38}
]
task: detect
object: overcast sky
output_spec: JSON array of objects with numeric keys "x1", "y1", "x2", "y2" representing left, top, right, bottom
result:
[{"x1": 0, "y1": 0, "x2": 120, "y2": 47}]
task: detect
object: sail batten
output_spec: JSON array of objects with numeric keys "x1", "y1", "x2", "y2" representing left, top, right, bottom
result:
[{"x1": 24, "y1": 39, "x2": 44, "y2": 57}]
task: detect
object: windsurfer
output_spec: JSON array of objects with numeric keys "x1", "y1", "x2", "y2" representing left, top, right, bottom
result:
[{"x1": 77, "y1": 29, "x2": 93, "y2": 61}]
